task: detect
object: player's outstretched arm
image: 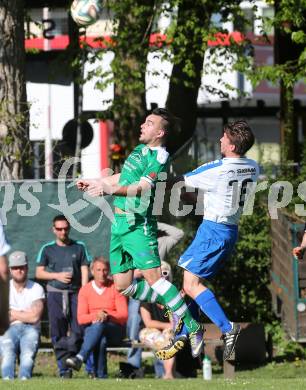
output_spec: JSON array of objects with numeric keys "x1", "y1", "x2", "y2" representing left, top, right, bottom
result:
[
  {"x1": 77, "y1": 174, "x2": 121, "y2": 197},
  {"x1": 293, "y1": 246, "x2": 304, "y2": 259},
  {"x1": 84, "y1": 177, "x2": 152, "y2": 198},
  {"x1": 0, "y1": 255, "x2": 8, "y2": 281},
  {"x1": 76, "y1": 179, "x2": 90, "y2": 191},
  {"x1": 108, "y1": 178, "x2": 152, "y2": 197},
  {"x1": 98, "y1": 173, "x2": 120, "y2": 187},
  {"x1": 293, "y1": 232, "x2": 306, "y2": 260}
]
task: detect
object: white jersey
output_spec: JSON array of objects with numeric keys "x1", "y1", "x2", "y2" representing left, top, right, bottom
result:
[
  {"x1": 184, "y1": 157, "x2": 259, "y2": 225},
  {"x1": 0, "y1": 223, "x2": 10, "y2": 256}
]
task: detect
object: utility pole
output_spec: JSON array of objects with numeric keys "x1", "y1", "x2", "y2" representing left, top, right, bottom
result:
[{"x1": 43, "y1": 7, "x2": 53, "y2": 179}]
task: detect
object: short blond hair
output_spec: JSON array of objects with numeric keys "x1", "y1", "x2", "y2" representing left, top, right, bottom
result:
[{"x1": 90, "y1": 256, "x2": 110, "y2": 271}]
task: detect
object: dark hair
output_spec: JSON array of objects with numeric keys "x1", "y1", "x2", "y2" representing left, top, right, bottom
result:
[
  {"x1": 224, "y1": 120, "x2": 255, "y2": 155},
  {"x1": 151, "y1": 107, "x2": 176, "y2": 136},
  {"x1": 53, "y1": 215, "x2": 70, "y2": 226}
]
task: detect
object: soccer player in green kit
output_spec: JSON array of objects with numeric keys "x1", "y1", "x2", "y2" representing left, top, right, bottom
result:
[{"x1": 77, "y1": 108, "x2": 204, "y2": 359}]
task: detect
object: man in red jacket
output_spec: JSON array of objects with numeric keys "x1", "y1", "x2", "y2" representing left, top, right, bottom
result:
[{"x1": 66, "y1": 257, "x2": 128, "y2": 378}]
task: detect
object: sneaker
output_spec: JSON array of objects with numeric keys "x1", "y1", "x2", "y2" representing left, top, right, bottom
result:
[
  {"x1": 155, "y1": 334, "x2": 187, "y2": 360},
  {"x1": 59, "y1": 370, "x2": 72, "y2": 379},
  {"x1": 172, "y1": 313, "x2": 183, "y2": 335},
  {"x1": 164, "y1": 310, "x2": 183, "y2": 335},
  {"x1": 66, "y1": 356, "x2": 83, "y2": 371},
  {"x1": 221, "y1": 322, "x2": 241, "y2": 360},
  {"x1": 189, "y1": 325, "x2": 205, "y2": 358},
  {"x1": 118, "y1": 362, "x2": 144, "y2": 379}
]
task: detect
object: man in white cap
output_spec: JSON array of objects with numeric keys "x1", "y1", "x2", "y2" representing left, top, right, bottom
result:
[
  {"x1": 0, "y1": 251, "x2": 45, "y2": 380},
  {"x1": 0, "y1": 223, "x2": 11, "y2": 335}
]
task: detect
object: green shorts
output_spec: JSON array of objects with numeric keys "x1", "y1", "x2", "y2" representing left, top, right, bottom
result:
[{"x1": 110, "y1": 214, "x2": 161, "y2": 275}]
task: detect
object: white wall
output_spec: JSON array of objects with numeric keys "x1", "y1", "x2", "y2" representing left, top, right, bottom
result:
[
  {"x1": 81, "y1": 120, "x2": 101, "y2": 178},
  {"x1": 28, "y1": 82, "x2": 74, "y2": 141}
]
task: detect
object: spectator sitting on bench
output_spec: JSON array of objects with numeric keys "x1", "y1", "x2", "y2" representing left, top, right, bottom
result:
[
  {"x1": 66, "y1": 257, "x2": 128, "y2": 378},
  {"x1": 0, "y1": 251, "x2": 45, "y2": 380}
]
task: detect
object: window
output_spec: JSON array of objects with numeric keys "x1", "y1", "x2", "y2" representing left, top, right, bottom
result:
[
  {"x1": 234, "y1": 8, "x2": 254, "y2": 34},
  {"x1": 262, "y1": 7, "x2": 274, "y2": 36}
]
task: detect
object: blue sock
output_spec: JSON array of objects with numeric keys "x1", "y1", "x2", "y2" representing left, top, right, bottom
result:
[
  {"x1": 195, "y1": 289, "x2": 232, "y2": 334},
  {"x1": 176, "y1": 300, "x2": 199, "y2": 337}
]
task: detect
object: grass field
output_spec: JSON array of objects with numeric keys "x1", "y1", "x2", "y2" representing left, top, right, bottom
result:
[
  {"x1": 2, "y1": 378, "x2": 306, "y2": 390},
  {"x1": 2, "y1": 352, "x2": 306, "y2": 390}
]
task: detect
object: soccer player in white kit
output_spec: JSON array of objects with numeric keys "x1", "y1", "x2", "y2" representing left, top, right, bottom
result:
[{"x1": 156, "y1": 120, "x2": 259, "y2": 361}]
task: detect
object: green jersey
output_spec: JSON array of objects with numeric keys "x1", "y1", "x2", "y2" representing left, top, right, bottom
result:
[{"x1": 113, "y1": 144, "x2": 169, "y2": 217}]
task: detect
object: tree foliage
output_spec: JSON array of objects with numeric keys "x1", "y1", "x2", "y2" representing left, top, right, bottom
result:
[
  {"x1": 165, "y1": 0, "x2": 215, "y2": 154},
  {"x1": 106, "y1": 0, "x2": 158, "y2": 150},
  {"x1": 89, "y1": 0, "x2": 256, "y2": 153},
  {"x1": 238, "y1": 0, "x2": 306, "y2": 163},
  {"x1": 89, "y1": 0, "x2": 161, "y2": 150},
  {"x1": 165, "y1": 0, "x2": 256, "y2": 153},
  {"x1": 74, "y1": 0, "x2": 306, "y2": 159}
]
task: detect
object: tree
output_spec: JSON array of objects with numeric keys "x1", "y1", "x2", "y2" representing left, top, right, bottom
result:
[
  {"x1": 274, "y1": 0, "x2": 306, "y2": 163},
  {"x1": 166, "y1": 0, "x2": 213, "y2": 154},
  {"x1": 0, "y1": 0, "x2": 29, "y2": 180},
  {"x1": 243, "y1": 0, "x2": 306, "y2": 163},
  {"x1": 165, "y1": 0, "x2": 251, "y2": 154},
  {"x1": 94, "y1": 0, "x2": 159, "y2": 151},
  {"x1": 89, "y1": 1, "x2": 253, "y2": 153}
]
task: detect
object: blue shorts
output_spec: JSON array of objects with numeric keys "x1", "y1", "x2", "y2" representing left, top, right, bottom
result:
[{"x1": 178, "y1": 219, "x2": 238, "y2": 279}]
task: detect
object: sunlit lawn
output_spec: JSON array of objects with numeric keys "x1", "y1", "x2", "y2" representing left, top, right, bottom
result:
[{"x1": 2, "y1": 352, "x2": 306, "y2": 390}]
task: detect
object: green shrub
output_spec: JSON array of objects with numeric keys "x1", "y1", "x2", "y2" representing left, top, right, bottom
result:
[{"x1": 266, "y1": 321, "x2": 306, "y2": 360}]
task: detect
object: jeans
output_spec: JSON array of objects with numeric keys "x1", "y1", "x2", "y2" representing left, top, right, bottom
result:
[
  {"x1": 79, "y1": 321, "x2": 125, "y2": 378},
  {"x1": 154, "y1": 358, "x2": 165, "y2": 378},
  {"x1": 0, "y1": 323, "x2": 40, "y2": 379},
  {"x1": 85, "y1": 352, "x2": 95, "y2": 375},
  {"x1": 126, "y1": 298, "x2": 142, "y2": 368}
]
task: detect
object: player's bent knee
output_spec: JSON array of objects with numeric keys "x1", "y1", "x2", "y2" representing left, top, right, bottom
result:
[
  {"x1": 115, "y1": 284, "x2": 127, "y2": 293},
  {"x1": 183, "y1": 282, "x2": 197, "y2": 297},
  {"x1": 115, "y1": 281, "x2": 133, "y2": 294},
  {"x1": 183, "y1": 286, "x2": 192, "y2": 297}
]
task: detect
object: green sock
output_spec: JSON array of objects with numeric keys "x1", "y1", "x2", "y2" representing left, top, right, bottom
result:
[
  {"x1": 151, "y1": 278, "x2": 200, "y2": 333},
  {"x1": 123, "y1": 278, "x2": 200, "y2": 334},
  {"x1": 127, "y1": 279, "x2": 164, "y2": 305}
]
